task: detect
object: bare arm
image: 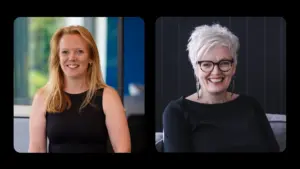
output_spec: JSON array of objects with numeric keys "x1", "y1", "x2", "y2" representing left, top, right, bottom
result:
[
  {"x1": 103, "y1": 87, "x2": 131, "y2": 153},
  {"x1": 28, "y1": 90, "x2": 47, "y2": 153}
]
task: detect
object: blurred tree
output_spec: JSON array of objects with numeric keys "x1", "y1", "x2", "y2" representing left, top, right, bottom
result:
[
  {"x1": 29, "y1": 17, "x2": 63, "y2": 75},
  {"x1": 28, "y1": 17, "x2": 64, "y2": 97}
]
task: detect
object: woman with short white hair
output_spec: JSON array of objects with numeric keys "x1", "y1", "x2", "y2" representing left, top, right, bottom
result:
[{"x1": 162, "y1": 23, "x2": 279, "y2": 152}]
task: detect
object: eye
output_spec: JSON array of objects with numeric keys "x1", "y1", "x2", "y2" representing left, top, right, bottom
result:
[
  {"x1": 202, "y1": 62, "x2": 212, "y2": 67},
  {"x1": 220, "y1": 61, "x2": 231, "y2": 66},
  {"x1": 61, "y1": 50, "x2": 68, "y2": 54},
  {"x1": 77, "y1": 50, "x2": 84, "y2": 54},
  {"x1": 219, "y1": 61, "x2": 233, "y2": 71}
]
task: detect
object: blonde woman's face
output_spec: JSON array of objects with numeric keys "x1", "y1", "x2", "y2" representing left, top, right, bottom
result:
[{"x1": 58, "y1": 34, "x2": 91, "y2": 79}]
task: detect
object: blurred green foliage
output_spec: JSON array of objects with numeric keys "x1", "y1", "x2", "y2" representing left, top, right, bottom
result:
[
  {"x1": 29, "y1": 70, "x2": 48, "y2": 97},
  {"x1": 28, "y1": 17, "x2": 64, "y2": 98}
]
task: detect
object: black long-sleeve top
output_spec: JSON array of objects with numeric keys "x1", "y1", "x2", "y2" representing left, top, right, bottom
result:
[{"x1": 163, "y1": 94, "x2": 280, "y2": 152}]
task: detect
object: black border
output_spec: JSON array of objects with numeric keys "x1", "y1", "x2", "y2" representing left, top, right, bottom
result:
[{"x1": 10, "y1": 14, "x2": 289, "y2": 163}]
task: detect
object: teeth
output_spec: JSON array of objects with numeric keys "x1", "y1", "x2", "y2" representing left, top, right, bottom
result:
[
  {"x1": 67, "y1": 65, "x2": 79, "y2": 68},
  {"x1": 209, "y1": 78, "x2": 223, "y2": 83}
]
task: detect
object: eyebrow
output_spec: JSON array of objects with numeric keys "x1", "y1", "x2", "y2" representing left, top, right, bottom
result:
[
  {"x1": 198, "y1": 59, "x2": 234, "y2": 63},
  {"x1": 60, "y1": 48, "x2": 84, "y2": 51},
  {"x1": 200, "y1": 58, "x2": 233, "y2": 61}
]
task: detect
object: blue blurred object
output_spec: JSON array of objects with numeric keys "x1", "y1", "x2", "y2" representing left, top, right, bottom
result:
[{"x1": 106, "y1": 17, "x2": 144, "y2": 96}]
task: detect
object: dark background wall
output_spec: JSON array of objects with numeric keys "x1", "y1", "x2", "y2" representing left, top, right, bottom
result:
[{"x1": 155, "y1": 17, "x2": 286, "y2": 132}]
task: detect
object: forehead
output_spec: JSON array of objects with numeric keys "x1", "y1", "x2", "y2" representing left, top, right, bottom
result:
[
  {"x1": 59, "y1": 34, "x2": 88, "y2": 50},
  {"x1": 201, "y1": 45, "x2": 232, "y2": 61}
]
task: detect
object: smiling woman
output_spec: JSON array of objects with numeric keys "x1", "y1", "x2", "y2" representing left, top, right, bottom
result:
[
  {"x1": 14, "y1": 17, "x2": 145, "y2": 153},
  {"x1": 28, "y1": 25, "x2": 131, "y2": 153},
  {"x1": 162, "y1": 23, "x2": 280, "y2": 152}
]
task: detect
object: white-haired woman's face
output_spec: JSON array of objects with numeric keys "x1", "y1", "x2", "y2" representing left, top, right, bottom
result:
[{"x1": 196, "y1": 45, "x2": 236, "y2": 95}]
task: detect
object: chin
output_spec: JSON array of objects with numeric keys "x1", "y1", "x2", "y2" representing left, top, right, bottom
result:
[
  {"x1": 62, "y1": 68, "x2": 84, "y2": 77},
  {"x1": 204, "y1": 78, "x2": 230, "y2": 94}
]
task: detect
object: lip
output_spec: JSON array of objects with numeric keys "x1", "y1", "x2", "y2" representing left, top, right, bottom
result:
[
  {"x1": 66, "y1": 64, "x2": 80, "y2": 69},
  {"x1": 207, "y1": 77, "x2": 224, "y2": 83},
  {"x1": 208, "y1": 77, "x2": 224, "y2": 79},
  {"x1": 66, "y1": 65, "x2": 80, "y2": 67}
]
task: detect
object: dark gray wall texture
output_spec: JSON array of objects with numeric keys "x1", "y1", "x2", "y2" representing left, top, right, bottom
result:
[{"x1": 155, "y1": 17, "x2": 286, "y2": 132}]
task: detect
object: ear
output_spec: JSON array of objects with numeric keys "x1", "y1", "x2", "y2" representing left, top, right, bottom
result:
[{"x1": 88, "y1": 59, "x2": 93, "y2": 64}]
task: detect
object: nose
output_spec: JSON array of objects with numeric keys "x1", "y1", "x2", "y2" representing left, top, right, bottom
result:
[
  {"x1": 68, "y1": 51, "x2": 77, "y2": 61},
  {"x1": 211, "y1": 64, "x2": 221, "y2": 74}
]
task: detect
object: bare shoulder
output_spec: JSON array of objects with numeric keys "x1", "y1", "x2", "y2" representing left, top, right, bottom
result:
[
  {"x1": 33, "y1": 88, "x2": 47, "y2": 105},
  {"x1": 102, "y1": 86, "x2": 124, "y2": 113},
  {"x1": 103, "y1": 86, "x2": 121, "y2": 102},
  {"x1": 34, "y1": 87, "x2": 47, "y2": 100},
  {"x1": 31, "y1": 87, "x2": 47, "y2": 116}
]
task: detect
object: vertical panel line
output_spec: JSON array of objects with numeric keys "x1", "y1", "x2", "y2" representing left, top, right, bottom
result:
[
  {"x1": 177, "y1": 17, "x2": 180, "y2": 97},
  {"x1": 280, "y1": 18, "x2": 283, "y2": 114},
  {"x1": 246, "y1": 17, "x2": 249, "y2": 95},
  {"x1": 263, "y1": 17, "x2": 267, "y2": 112},
  {"x1": 161, "y1": 18, "x2": 164, "y2": 100}
]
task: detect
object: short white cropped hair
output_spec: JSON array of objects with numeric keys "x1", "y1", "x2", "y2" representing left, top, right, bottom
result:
[{"x1": 187, "y1": 23, "x2": 239, "y2": 74}]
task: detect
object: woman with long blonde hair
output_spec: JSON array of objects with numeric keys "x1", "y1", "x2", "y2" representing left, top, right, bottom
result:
[{"x1": 28, "y1": 25, "x2": 131, "y2": 153}]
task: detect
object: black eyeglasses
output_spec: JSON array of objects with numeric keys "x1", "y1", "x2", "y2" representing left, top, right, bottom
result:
[{"x1": 197, "y1": 59, "x2": 234, "y2": 73}]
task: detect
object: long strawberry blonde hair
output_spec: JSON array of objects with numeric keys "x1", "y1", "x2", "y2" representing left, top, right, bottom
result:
[{"x1": 42, "y1": 25, "x2": 107, "y2": 113}]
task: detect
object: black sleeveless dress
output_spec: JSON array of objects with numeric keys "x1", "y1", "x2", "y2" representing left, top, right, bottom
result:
[{"x1": 46, "y1": 88, "x2": 109, "y2": 153}]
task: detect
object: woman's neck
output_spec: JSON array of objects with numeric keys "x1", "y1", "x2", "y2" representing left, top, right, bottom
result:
[
  {"x1": 63, "y1": 76, "x2": 89, "y2": 94},
  {"x1": 198, "y1": 89, "x2": 230, "y2": 104}
]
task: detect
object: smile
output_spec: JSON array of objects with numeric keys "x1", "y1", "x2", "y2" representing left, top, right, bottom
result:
[
  {"x1": 67, "y1": 64, "x2": 79, "y2": 69},
  {"x1": 208, "y1": 77, "x2": 224, "y2": 83}
]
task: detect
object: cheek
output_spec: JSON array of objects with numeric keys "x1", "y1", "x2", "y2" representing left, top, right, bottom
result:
[
  {"x1": 224, "y1": 76, "x2": 232, "y2": 84},
  {"x1": 223, "y1": 74, "x2": 234, "y2": 86},
  {"x1": 59, "y1": 57, "x2": 66, "y2": 67},
  {"x1": 80, "y1": 55, "x2": 90, "y2": 65},
  {"x1": 78, "y1": 59, "x2": 90, "y2": 70},
  {"x1": 198, "y1": 73, "x2": 209, "y2": 85},
  {"x1": 81, "y1": 63, "x2": 89, "y2": 70},
  {"x1": 196, "y1": 68, "x2": 208, "y2": 82}
]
